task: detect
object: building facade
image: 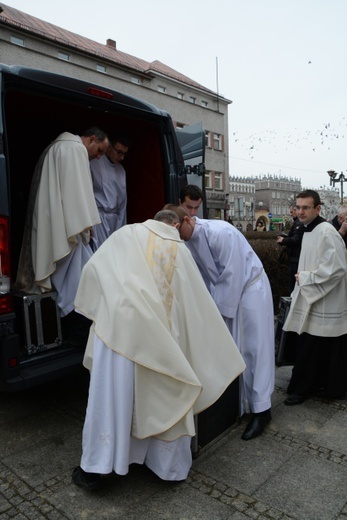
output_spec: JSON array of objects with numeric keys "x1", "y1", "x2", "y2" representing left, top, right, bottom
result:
[
  {"x1": 228, "y1": 174, "x2": 302, "y2": 231},
  {"x1": 0, "y1": 3, "x2": 231, "y2": 214},
  {"x1": 253, "y1": 175, "x2": 302, "y2": 231},
  {"x1": 314, "y1": 187, "x2": 340, "y2": 221},
  {"x1": 227, "y1": 174, "x2": 342, "y2": 231}
]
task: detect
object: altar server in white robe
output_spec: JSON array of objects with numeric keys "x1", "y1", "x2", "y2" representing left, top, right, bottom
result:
[
  {"x1": 283, "y1": 190, "x2": 347, "y2": 406},
  {"x1": 90, "y1": 133, "x2": 129, "y2": 250},
  {"x1": 165, "y1": 205, "x2": 275, "y2": 441},
  {"x1": 72, "y1": 210, "x2": 246, "y2": 491}
]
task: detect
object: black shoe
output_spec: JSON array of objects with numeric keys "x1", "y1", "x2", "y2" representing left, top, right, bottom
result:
[
  {"x1": 284, "y1": 394, "x2": 307, "y2": 406},
  {"x1": 241, "y1": 409, "x2": 272, "y2": 440},
  {"x1": 72, "y1": 466, "x2": 102, "y2": 491}
]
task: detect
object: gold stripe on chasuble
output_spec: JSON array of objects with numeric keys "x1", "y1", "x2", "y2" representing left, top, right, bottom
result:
[{"x1": 146, "y1": 231, "x2": 177, "y2": 329}]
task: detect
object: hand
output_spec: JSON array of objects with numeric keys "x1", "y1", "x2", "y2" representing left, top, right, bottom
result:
[
  {"x1": 277, "y1": 236, "x2": 284, "y2": 244},
  {"x1": 294, "y1": 273, "x2": 300, "y2": 285},
  {"x1": 339, "y1": 219, "x2": 347, "y2": 236}
]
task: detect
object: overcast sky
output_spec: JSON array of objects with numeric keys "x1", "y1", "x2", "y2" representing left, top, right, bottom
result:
[{"x1": 3, "y1": 0, "x2": 347, "y2": 190}]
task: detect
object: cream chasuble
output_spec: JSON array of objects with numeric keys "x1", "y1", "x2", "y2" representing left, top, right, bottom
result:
[{"x1": 75, "y1": 220, "x2": 245, "y2": 442}]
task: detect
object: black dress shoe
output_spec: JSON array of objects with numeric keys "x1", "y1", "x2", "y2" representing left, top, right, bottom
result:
[
  {"x1": 72, "y1": 466, "x2": 102, "y2": 491},
  {"x1": 241, "y1": 409, "x2": 272, "y2": 440},
  {"x1": 284, "y1": 394, "x2": 307, "y2": 406}
]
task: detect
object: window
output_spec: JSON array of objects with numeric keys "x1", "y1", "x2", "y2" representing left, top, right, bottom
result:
[
  {"x1": 201, "y1": 100, "x2": 208, "y2": 108},
  {"x1": 158, "y1": 85, "x2": 166, "y2": 93},
  {"x1": 213, "y1": 133, "x2": 222, "y2": 151},
  {"x1": 58, "y1": 51, "x2": 70, "y2": 61},
  {"x1": 177, "y1": 92, "x2": 184, "y2": 100},
  {"x1": 205, "y1": 131, "x2": 211, "y2": 147},
  {"x1": 205, "y1": 171, "x2": 212, "y2": 189},
  {"x1": 189, "y1": 96, "x2": 196, "y2": 104},
  {"x1": 215, "y1": 172, "x2": 222, "y2": 190},
  {"x1": 10, "y1": 36, "x2": 25, "y2": 46},
  {"x1": 131, "y1": 76, "x2": 141, "y2": 84},
  {"x1": 96, "y1": 64, "x2": 106, "y2": 73}
]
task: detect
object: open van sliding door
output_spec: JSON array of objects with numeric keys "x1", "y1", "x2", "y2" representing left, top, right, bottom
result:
[
  {"x1": 177, "y1": 121, "x2": 239, "y2": 455},
  {"x1": 176, "y1": 122, "x2": 206, "y2": 218}
]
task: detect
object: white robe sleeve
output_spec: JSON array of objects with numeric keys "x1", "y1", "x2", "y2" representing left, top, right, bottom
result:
[{"x1": 208, "y1": 228, "x2": 246, "y2": 319}]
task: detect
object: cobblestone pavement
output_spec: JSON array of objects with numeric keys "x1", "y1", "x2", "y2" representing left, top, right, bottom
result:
[{"x1": 0, "y1": 366, "x2": 346, "y2": 520}]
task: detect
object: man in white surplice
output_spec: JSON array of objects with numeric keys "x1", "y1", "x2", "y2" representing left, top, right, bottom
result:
[
  {"x1": 71, "y1": 210, "x2": 245, "y2": 491},
  {"x1": 166, "y1": 205, "x2": 275, "y2": 441},
  {"x1": 90, "y1": 133, "x2": 130, "y2": 250}
]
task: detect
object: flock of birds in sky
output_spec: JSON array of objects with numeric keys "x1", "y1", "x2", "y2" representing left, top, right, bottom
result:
[{"x1": 231, "y1": 117, "x2": 346, "y2": 161}]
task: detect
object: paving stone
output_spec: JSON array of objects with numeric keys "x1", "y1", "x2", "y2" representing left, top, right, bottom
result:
[{"x1": 1, "y1": 366, "x2": 346, "y2": 520}]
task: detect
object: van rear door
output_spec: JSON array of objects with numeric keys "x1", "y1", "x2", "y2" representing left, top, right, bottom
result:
[{"x1": 176, "y1": 122, "x2": 206, "y2": 217}]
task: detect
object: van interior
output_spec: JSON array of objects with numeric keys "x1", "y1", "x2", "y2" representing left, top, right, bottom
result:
[{"x1": 2, "y1": 72, "x2": 184, "y2": 280}]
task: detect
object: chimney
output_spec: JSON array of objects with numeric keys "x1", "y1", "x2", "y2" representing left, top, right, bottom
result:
[{"x1": 106, "y1": 39, "x2": 116, "y2": 50}]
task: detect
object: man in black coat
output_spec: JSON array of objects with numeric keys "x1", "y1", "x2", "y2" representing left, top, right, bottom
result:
[
  {"x1": 330, "y1": 204, "x2": 347, "y2": 248},
  {"x1": 277, "y1": 204, "x2": 305, "y2": 293}
]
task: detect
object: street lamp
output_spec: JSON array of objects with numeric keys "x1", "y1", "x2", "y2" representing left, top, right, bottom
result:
[{"x1": 327, "y1": 170, "x2": 347, "y2": 205}]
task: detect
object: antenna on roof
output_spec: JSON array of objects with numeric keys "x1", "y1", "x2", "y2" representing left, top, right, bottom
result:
[{"x1": 215, "y1": 57, "x2": 220, "y2": 112}]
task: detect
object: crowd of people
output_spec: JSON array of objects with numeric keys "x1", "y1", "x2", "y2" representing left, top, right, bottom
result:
[{"x1": 16, "y1": 129, "x2": 347, "y2": 491}]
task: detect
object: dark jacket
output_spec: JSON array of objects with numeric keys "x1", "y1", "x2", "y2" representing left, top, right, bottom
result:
[
  {"x1": 279, "y1": 218, "x2": 305, "y2": 263},
  {"x1": 331, "y1": 215, "x2": 347, "y2": 248}
]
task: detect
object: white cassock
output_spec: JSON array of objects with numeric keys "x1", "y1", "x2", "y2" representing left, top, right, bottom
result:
[
  {"x1": 283, "y1": 221, "x2": 347, "y2": 337},
  {"x1": 81, "y1": 335, "x2": 193, "y2": 480},
  {"x1": 185, "y1": 218, "x2": 275, "y2": 416},
  {"x1": 51, "y1": 236, "x2": 93, "y2": 317},
  {"x1": 74, "y1": 220, "x2": 246, "y2": 481},
  {"x1": 90, "y1": 154, "x2": 127, "y2": 250}
]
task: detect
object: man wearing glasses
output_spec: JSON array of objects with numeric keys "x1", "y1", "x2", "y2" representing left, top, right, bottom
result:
[
  {"x1": 90, "y1": 133, "x2": 130, "y2": 250},
  {"x1": 276, "y1": 203, "x2": 305, "y2": 293},
  {"x1": 283, "y1": 190, "x2": 347, "y2": 405}
]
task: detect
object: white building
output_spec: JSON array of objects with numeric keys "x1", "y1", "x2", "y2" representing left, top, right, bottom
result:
[
  {"x1": 228, "y1": 174, "x2": 302, "y2": 231},
  {"x1": 228, "y1": 176, "x2": 256, "y2": 231},
  {"x1": 311, "y1": 186, "x2": 340, "y2": 221}
]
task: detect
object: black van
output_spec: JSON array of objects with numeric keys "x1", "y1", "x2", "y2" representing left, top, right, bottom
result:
[{"x1": 0, "y1": 64, "x2": 206, "y2": 391}]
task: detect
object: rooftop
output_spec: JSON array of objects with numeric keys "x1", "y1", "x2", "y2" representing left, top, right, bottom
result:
[{"x1": 0, "y1": 2, "x2": 218, "y2": 96}]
